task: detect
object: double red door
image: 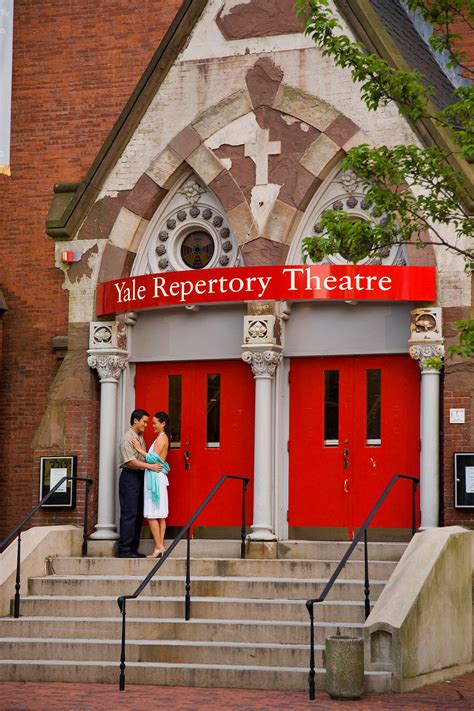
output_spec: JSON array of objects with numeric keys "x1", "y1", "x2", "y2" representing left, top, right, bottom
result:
[
  {"x1": 288, "y1": 355, "x2": 420, "y2": 535},
  {"x1": 135, "y1": 360, "x2": 255, "y2": 528}
]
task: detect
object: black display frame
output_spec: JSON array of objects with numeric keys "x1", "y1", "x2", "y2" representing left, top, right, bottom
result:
[
  {"x1": 454, "y1": 453, "x2": 474, "y2": 508},
  {"x1": 40, "y1": 456, "x2": 77, "y2": 507}
]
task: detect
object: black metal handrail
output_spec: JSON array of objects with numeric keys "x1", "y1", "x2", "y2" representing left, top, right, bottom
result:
[
  {"x1": 0, "y1": 476, "x2": 93, "y2": 619},
  {"x1": 305, "y1": 473, "x2": 419, "y2": 700},
  {"x1": 117, "y1": 474, "x2": 249, "y2": 691}
]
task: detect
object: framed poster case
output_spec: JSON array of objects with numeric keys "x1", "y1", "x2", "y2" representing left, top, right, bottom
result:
[
  {"x1": 40, "y1": 456, "x2": 77, "y2": 507},
  {"x1": 454, "y1": 453, "x2": 474, "y2": 508}
]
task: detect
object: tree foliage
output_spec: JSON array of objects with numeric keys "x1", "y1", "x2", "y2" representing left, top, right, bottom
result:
[{"x1": 296, "y1": 0, "x2": 474, "y2": 357}]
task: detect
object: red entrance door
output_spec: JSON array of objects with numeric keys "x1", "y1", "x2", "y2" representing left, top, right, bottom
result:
[
  {"x1": 135, "y1": 360, "x2": 254, "y2": 529},
  {"x1": 288, "y1": 355, "x2": 420, "y2": 535}
]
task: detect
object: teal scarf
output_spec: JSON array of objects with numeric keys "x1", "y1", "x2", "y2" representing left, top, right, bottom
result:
[{"x1": 145, "y1": 450, "x2": 170, "y2": 507}]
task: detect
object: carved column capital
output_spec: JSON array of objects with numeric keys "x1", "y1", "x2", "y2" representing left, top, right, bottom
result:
[
  {"x1": 242, "y1": 349, "x2": 283, "y2": 378},
  {"x1": 87, "y1": 349, "x2": 128, "y2": 383},
  {"x1": 409, "y1": 343, "x2": 445, "y2": 372}
]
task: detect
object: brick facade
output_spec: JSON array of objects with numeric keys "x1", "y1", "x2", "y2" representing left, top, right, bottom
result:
[
  {"x1": 0, "y1": 0, "x2": 182, "y2": 539},
  {"x1": 0, "y1": 1, "x2": 472, "y2": 541}
]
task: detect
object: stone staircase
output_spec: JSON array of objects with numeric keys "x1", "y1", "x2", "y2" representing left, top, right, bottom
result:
[{"x1": 0, "y1": 540, "x2": 407, "y2": 692}]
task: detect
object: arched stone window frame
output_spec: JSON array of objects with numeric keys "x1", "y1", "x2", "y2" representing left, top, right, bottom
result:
[
  {"x1": 131, "y1": 171, "x2": 242, "y2": 276},
  {"x1": 287, "y1": 164, "x2": 406, "y2": 266}
]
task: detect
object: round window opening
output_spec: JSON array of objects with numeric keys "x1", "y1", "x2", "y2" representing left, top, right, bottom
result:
[{"x1": 180, "y1": 230, "x2": 215, "y2": 269}]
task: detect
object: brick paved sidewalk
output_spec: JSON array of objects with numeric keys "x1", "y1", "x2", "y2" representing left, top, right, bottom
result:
[{"x1": 0, "y1": 676, "x2": 472, "y2": 711}]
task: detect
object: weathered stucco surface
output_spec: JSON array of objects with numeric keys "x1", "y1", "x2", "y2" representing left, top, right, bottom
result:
[{"x1": 364, "y1": 526, "x2": 473, "y2": 683}]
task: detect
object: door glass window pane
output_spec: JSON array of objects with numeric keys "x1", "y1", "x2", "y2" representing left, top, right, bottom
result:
[
  {"x1": 168, "y1": 375, "x2": 182, "y2": 448},
  {"x1": 324, "y1": 370, "x2": 339, "y2": 446},
  {"x1": 207, "y1": 374, "x2": 221, "y2": 447},
  {"x1": 366, "y1": 369, "x2": 381, "y2": 445}
]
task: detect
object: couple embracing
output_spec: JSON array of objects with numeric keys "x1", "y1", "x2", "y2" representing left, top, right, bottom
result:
[{"x1": 117, "y1": 408, "x2": 171, "y2": 559}]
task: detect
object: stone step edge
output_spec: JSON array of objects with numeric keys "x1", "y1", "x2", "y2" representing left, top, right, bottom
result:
[
  {"x1": 55, "y1": 556, "x2": 399, "y2": 563},
  {"x1": 31, "y1": 574, "x2": 388, "y2": 584},
  {"x1": 0, "y1": 615, "x2": 363, "y2": 627},
  {"x1": 0, "y1": 637, "x2": 321, "y2": 651},
  {"x1": 0, "y1": 658, "x2": 390, "y2": 676},
  {"x1": 18, "y1": 595, "x2": 369, "y2": 605}
]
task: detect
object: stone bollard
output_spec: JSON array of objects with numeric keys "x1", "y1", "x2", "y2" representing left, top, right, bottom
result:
[{"x1": 325, "y1": 634, "x2": 364, "y2": 700}]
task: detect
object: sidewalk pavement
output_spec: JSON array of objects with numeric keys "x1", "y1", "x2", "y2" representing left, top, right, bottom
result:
[{"x1": 0, "y1": 675, "x2": 473, "y2": 711}]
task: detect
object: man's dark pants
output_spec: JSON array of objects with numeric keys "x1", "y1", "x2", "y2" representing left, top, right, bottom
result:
[{"x1": 118, "y1": 467, "x2": 144, "y2": 554}]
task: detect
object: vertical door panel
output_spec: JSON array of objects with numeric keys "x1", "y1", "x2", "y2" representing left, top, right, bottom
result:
[
  {"x1": 135, "y1": 360, "x2": 254, "y2": 528},
  {"x1": 351, "y1": 355, "x2": 420, "y2": 529},
  {"x1": 288, "y1": 357, "x2": 352, "y2": 528},
  {"x1": 289, "y1": 355, "x2": 420, "y2": 533}
]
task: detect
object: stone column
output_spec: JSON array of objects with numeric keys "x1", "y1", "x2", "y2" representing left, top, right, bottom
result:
[
  {"x1": 88, "y1": 348, "x2": 128, "y2": 540},
  {"x1": 409, "y1": 308, "x2": 444, "y2": 529},
  {"x1": 242, "y1": 309, "x2": 282, "y2": 541}
]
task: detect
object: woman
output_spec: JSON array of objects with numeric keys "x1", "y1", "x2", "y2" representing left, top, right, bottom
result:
[{"x1": 132, "y1": 411, "x2": 170, "y2": 558}]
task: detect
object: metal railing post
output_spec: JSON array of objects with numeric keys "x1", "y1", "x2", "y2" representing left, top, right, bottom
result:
[
  {"x1": 364, "y1": 528, "x2": 370, "y2": 620},
  {"x1": 82, "y1": 480, "x2": 91, "y2": 557},
  {"x1": 306, "y1": 599, "x2": 316, "y2": 700},
  {"x1": 240, "y1": 480, "x2": 248, "y2": 560},
  {"x1": 0, "y1": 476, "x2": 94, "y2": 622},
  {"x1": 305, "y1": 473, "x2": 419, "y2": 701},
  {"x1": 118, "y1": 596, "x2": 127, "y2": 691},
  {"x1": 13, "y1": 531, "x2": 21, "y2": 619},
  {"x1": 185, "y1": 527, "x2": 191, "y2": 621}
]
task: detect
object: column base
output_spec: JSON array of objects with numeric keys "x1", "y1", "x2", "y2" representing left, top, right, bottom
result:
[
  {"x1": 247, "y1": 526, "x2": 277, "y2": 542},
  {"x1": 90, "y1": 525, "x2": 120, "y2": 541}
]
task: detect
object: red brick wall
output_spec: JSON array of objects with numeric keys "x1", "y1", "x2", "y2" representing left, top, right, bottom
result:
[
  {"x1": 442, "y1": 389, "x2": 474, "y2": 526},
  {"x1": 0, "y1": 0, "x2": 183, "y2": 540}
]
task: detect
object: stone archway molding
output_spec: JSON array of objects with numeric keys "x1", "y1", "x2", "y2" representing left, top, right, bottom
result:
[{"x1": 95, "y1": 62, "x2": 373, "y2": 284}]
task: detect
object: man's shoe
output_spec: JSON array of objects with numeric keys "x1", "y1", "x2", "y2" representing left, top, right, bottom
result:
[
  {"x1": 116, "y1": 551, "x2": 142, "y2": 558},
  {"x1": 132, "y1": 552, "x2": 146, "y2": 558}
]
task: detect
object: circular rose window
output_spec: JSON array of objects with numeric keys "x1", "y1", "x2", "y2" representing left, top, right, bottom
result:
[{"x1": 180, "y1": 230, "x2": 215, "y2": 269}]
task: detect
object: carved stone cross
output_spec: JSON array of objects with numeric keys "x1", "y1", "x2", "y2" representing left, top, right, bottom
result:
[{"x1": 244, "y1": 128, "x2": 281, "y2": 186}]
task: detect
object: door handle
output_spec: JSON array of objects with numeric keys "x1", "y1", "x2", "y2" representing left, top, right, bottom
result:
[
  {"x1": 344, "y1": 478, "x2": 349, "y2": 494},
  {"x1": 184, "y1": 449, "x2": 190, "y2": 470},
  {"x1": 343, "y1": 448, "x2": 349, "y2": 470}
]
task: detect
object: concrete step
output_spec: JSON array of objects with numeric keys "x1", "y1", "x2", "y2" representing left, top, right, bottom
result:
[
  {"x1": 0, "y1": 616, "x2": 363, "y2": 645},
  {"x1": 49, "y1": 556, "x2": 397, "y2": 580},
  {"x1": 17, "y1": 595, "x2": 368, "y2": 623},
  {"x1": 130, "y1": 539, "x2": 406, "y2": 562},
  {"x1": 0, "y1": 658, "x2": 393, "y2": 693},
  {"x1": 0, "y1": 637, "x2": 321, "y2": 667},
  {"x1": 28, "y1": 575, "x2": 387, "y2": 601}
]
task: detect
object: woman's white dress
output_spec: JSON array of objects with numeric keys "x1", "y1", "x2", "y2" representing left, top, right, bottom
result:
[{"x1": 143, "y1": 437, "x2": 169, "y2": 519}]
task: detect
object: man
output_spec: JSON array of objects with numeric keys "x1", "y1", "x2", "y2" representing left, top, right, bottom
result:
[{"x1": 117, "y1": 408, "x2": 162, "y2": 558}]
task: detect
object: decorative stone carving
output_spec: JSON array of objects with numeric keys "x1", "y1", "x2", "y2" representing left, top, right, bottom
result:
[
  {"x1": 243, "y1": 315, "x2": 278, "y2": 345},
  {"x1": 89, "y1": 322, "x2": 117, "y2": 349},
  {"x1": 338, "y1": 170, "x2": 359, "y2": 194},
  {"x1": 346, "y1": 197, "x2": 358, "y2": 208},
  {"x1": 242, "y1": 349, "x2": 283, "y2": 378},
  {"x1": 410, "y1": 307, "x2": 442, "y2": 340},
  {"x1": 409, "y1": 308, "x2": 444, "y2": 370},
  {"x1": 132, "y1": 172, "x2": 242, "y2": 277},
  {"x1": 87, "y1": 350, "x2": 128, "y2": 382},
  {"x1": 178, "y1": 178, "x2": 206, "y2": 205},
  {"x1": 409, "y1": 344, "x2": 445, "y2": 370}
]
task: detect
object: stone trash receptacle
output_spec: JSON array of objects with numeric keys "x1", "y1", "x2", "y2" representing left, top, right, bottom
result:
[{"x1": 325, "y1": 634, "x2": 364, "y2": 700}]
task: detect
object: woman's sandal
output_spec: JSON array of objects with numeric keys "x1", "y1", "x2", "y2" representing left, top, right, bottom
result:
[{"x1": 147, "y1": 548, "x2": 164, "y2": 559}]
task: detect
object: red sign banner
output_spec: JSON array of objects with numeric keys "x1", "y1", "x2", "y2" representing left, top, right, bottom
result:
[{"x1": 96, "y1": 265, "x2": 436, "y2": 316}]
